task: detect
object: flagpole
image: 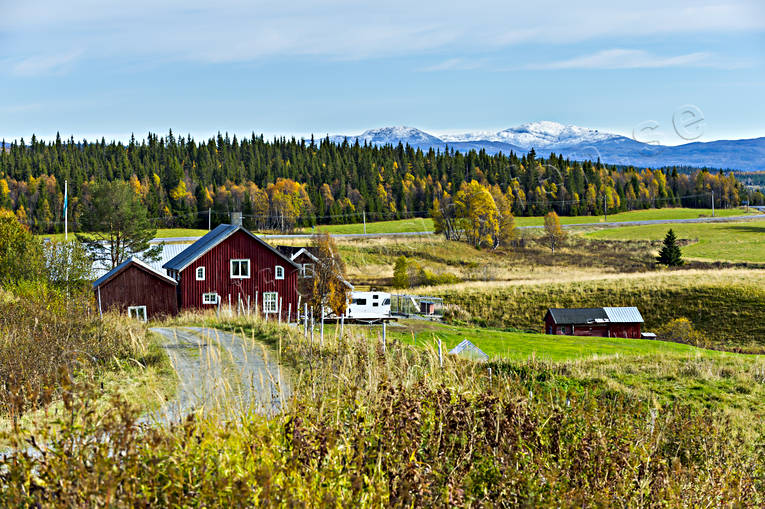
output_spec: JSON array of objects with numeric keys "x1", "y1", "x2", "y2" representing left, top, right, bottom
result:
[{"x1": 64, "y1": 180, "x2": 68, "y2": 241}]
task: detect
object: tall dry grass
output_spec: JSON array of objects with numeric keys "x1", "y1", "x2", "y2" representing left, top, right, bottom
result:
[{"x1": 1, "y1": 314, "x2": 762, "y2": 506}]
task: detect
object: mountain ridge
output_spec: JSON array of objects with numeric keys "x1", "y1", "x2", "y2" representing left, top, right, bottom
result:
[{"x1": 331, "y1": 122, "x2": 765, "y2": 171}]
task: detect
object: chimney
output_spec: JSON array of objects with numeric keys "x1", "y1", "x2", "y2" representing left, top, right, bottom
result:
[{"x1": 230, "y1": 211, "x2": 243, "y2": 227}]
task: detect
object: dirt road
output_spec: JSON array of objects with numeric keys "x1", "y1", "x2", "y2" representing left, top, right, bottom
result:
[{"x1": 150, "y1": 327, "x2": 291, "y2": 421}]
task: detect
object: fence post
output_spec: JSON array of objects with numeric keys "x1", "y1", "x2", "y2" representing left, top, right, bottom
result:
[
  {"x1": 228, "y1": 294, "x2": 231, "y2": 317},
  {"x1": 304, "y1": 303, "x2": 308, "y2": 339},
  {"x1": 320, "y1": 308, "x2": 325, "y2": 347},
  {"x1": 340, "y1": 315, "x2": 345, "y2": 340},
  {"x1": 310, "y1": 307, "x2": 314, "y2": 344},
  {"x1": 278, "y1": 297, "x2": 283, "y2": 324},
  {"x1": 438, "y1": 338, "x2": 443, "y2": 367},
  {"x1": 287, "y1": 303, "x2": 292, "y2": 325},
  {"x1": 247, "y1": 295, "x2": 251, "y2": 316}
]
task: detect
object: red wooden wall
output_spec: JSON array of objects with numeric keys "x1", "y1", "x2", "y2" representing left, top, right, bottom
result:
[
  {"x1": 544, "y1": 314, "x2": 642, "y2": 338},
  {"x1": 178, "y1": 230, "x2": 299, "y2": 320},
  {"x1": 96, "y1": 264, "x2": 178, "y2": 318}
]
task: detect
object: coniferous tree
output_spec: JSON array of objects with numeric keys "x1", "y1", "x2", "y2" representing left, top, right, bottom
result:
[{"x1": 656, "y1": 229, "x2": 684, "y2": 267}]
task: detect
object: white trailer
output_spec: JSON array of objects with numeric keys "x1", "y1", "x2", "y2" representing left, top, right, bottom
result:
[{"x1": 346, "y1": 291, "x2": 391, "y2": 320}]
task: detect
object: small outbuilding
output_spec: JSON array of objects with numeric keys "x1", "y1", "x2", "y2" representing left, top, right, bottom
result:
[
  {"x1": 544, "y1": 307, "x2": 643, "y2": 338},
  {"x1": 93, "y1": 257, "x2": 178, "y2": 321}
]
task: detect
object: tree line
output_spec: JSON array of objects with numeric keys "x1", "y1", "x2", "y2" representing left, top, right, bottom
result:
[{"x1": 0, "y1": 131, "x2": 761, "y2": 233}]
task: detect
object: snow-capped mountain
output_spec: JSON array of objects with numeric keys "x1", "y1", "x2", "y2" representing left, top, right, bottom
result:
[
  {"x1": 329, "y1": 122, "x2": 765, "y2": 171},
  {"x1": 442, "y1": 121, "x2": 619, "y2": 149},
  {"x1": 331, "y1": 126, "x2": 443, "y2": 147}
]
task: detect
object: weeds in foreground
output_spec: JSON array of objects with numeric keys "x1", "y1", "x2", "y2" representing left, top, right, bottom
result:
[{"x1": 1, "y1": 315, "x2": 763, "y2": 507}]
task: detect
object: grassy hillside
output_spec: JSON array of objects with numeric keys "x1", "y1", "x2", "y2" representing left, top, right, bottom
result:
[
  {"x1": 422, "y1": 270, "x2": 765, "y2": 348},
  {"x1": 381, "y1": 320, "x2": 722, "y2": 361},
  {"x1": 586, "y1": 220, "x2": 765, "y2": 263}
]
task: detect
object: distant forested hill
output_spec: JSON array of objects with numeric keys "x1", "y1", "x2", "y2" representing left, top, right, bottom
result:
[{"x1": 0, "y1": 131, "x2": 760, "y2": 233}]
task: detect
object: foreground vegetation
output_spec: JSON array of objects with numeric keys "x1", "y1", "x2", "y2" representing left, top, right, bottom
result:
[{"x1": 1, "y1": 315, "x2": 763, "y2": 506}]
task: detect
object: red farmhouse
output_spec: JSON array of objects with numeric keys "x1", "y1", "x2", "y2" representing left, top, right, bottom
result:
[
  {"x1": 163, "y1": 224, "x2": 300, "y2": 319},
  {"x1": 93, "y1": 257, "x2": 178, "y2": 321},
  {"x1": 544, "y1": 307, "x2": 643, "y2": 338}
]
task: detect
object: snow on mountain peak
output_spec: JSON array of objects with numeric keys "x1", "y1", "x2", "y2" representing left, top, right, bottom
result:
[
  {"x1": 338, "y1": 126, "x2": 443, "y2": 145},
  {"x1": 442, "y1": 121, "x2": 620, "y2": 149}
]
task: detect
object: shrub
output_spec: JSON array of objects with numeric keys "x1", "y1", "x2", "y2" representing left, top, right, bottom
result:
[
  {"x1": 0, "y1": 285, "x2": 145, "y2": 416},
  {"x1": 657, "y1": 317, "x2": 706, "y2": 346}
]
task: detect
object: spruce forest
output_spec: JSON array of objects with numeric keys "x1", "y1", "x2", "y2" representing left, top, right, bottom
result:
[{"x1": 0, "y1": 131, "x2": 755, "y2": 233}]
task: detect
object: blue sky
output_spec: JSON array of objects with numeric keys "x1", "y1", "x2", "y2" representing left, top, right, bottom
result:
[{"x1": 1, "y1": 0, "x2": 763, "y2": 144}]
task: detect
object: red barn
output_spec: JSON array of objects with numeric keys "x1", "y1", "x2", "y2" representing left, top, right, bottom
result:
[
  {"x1": 163, "y1": 224, "x2": 300, "y2": 319},
  {"x1": 544, "y1": 307, "x2": 643, "y2": 338},
  {"x1": 93, "y1": 257, "x2": 178, "y2": 320}
]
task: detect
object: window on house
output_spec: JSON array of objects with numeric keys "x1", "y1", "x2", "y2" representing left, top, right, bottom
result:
[
  {"x1": 230, "y1": 259, "x2": 250, "y2": 279},
  {"x1": 263, "y1": 292, "x2": 278, "y2": 313},
  {"x1": 196, "y1": 266, "x2": 205, "y2": 281},
  {"x1": 128, "y1": 305, "x2": 147, "y2": 322},
  {"x1": 352, "y1": 298, "x2": 367, "y2": 306},
  {"x1": 203, "y1": 293, "x2": 218, "y2": 305},
  {"x1": 301, "y1": 263, "x2": 314, "y2": 278},
  {"x1": 275, "y1": 265, "x2": 284, "y2": 280}
]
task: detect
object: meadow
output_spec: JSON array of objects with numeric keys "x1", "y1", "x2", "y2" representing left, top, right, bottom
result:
[
  {"x1": 308, "y1": 207, "x2": 754, "y2": 234},
  {"x1": 420, "y1": 269, "x2": 765, "y2": 350},
  {"x1": 587, "y1": 220, "x2": 765, "y2": 263},
  {"x1": 382, "y1": 319, "x2": 724, "y2": 361}
]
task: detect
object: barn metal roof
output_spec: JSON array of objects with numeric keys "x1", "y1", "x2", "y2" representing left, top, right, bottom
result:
[
  {"x1": 93, "y1": 256, "x2": 177, "y2": 288},
  {"x1": 547, "y1": 307, "x2": 643, "y2": 324},
  {"x1": 603, "y1": 307, "x2": 644, "y2": 323},
  {"x1": 162, "y1": 224, "x2": 299, "y2": 272},
  {"x1": 91, "y1": 243, "x2": 188, "y2": 279},
  {"x1": 547, "y1": 308, "x2": 608, "y2": 325}
]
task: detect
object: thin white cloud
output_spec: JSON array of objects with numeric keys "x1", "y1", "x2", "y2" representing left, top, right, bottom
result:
[
  {"x1": 421, "y1": 58, "x2": 490, "y2": 72},
  {"x1": 0, "y1": 1, "x2": 762, "y2": 68},
  {"x1": 527, "y1": 49, "x2": 717, "y2": 70},
  {"x1": 9, "y1": 51, "x2": 82, "y2": 76}
]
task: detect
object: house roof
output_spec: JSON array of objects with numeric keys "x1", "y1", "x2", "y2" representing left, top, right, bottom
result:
[
  {"x1": 93, "y1": 256, "x2": 177, "y2": 288},
  {"x1": 162, "y1": 224, "x2": 299, "y2": 272},
  {"x1": 275, "y1": 245, "x2": 319, "y2": 259},
  {"x1": 91, "y1": 243, "x2": 188, "y2": 279},
  {"x1": 603, "y1": 307, "x2": 644, "y2": 323},
  {"x1": 546, "y1": 307, "x2": 643, "y2": 325},
  {"x1": 277, "y1": 244, "x2": 354, "y2": 290}
]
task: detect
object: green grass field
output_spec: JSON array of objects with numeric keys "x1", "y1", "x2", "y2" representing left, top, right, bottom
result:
[
  {"x1": 308, "y1": 207, "x2": 754, "y2": 234},
  {"x1": 424, "y1": 270, "x2": 765, "y2": 348},
  {"x1": 586, "y1": 220, "x2": 765, "y2": 263},
  {"x1": 382, "y1": 319, "x2": 720, "y2": 361}
]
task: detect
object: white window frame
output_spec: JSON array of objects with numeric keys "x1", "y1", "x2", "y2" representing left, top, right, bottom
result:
[
  {"x1": 196, "y1": 266, "x2": 206, "y2": 281},
  {"x1": 202, "y1": 292, "x2": 219, "y2": 305},
  {"x1": 301, "y1": 263, "x2": 314, "y2": 278},
  {"x1": 263, "y1": 292, "x2": 278, "y2": 314},
  {"x1": 128, "y1": 305, "x2": 147, "y2": 322},
  {"x1": 275, "y1": 265, "x2": 285, "y2": 280},
  {"x1": 230, "y1": 259, "x2": 251, "y2": 279}
]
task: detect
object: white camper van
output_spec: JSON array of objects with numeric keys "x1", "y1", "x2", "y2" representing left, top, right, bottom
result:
[{"x1": 345, "y1": 291, "x2": 391, "y2": 321}]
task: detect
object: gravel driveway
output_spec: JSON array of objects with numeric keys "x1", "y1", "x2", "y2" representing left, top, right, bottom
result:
[{"x1": 149, "y1": 327, "x2": 291, "y2": 421}]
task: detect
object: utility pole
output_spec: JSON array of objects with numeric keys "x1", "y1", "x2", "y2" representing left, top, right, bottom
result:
[
  {"x1": 711, "y1": 191, "x2": 715, "y2": 217},
  {"x1": 363, "y1": 211, "x2": 367, "y2": 235}
]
